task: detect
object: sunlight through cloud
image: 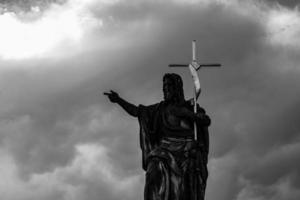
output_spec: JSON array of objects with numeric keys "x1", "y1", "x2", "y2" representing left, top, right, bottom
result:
[
  {"x1": 266, "y1": 6, "x2": 300, "y2": 48},
  {"x1": 0, "y1": 0, "x2": 103, "y2": 60}
]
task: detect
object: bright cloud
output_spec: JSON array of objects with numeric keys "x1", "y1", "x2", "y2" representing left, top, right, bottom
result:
[
  {"x1": 0, "y1": 0, "x2": 103, "y2": 60},
  {"x1": 0, "y1": 143, "x2": 142, "y2": 200},
  {"x1": 266, "y1": 6, "x2": 300, "y2": 48}
]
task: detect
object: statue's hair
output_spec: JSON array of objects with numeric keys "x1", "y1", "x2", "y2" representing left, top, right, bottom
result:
[{"x1": 163, "y1": 73, "x2": 185, "y2": 102}]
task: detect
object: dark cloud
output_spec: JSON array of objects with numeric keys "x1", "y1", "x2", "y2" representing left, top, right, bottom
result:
[
  {"x1": 243, "y1": 142, "x2": 300, "y2": 186},
  {"x1": 0, "y1": 0, "x2": 66, "y2": 12},
  {"x1": 265, "y1": 0, "x2": 300, "y2": 8}
]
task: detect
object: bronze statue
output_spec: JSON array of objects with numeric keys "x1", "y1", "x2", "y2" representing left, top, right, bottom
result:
[{"x1": 104, "y1": 73, "x2": 211, "y2": 200}]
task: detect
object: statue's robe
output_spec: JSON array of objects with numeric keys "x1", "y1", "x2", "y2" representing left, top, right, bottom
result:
[{"x1": 138, "y1": 101, "x2": 210, "y2": 200}]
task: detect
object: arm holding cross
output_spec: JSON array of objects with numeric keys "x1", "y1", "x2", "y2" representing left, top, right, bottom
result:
[
  {"x1": 169, "y1": 40, "x2": 220, "y2": 141},
  {"x1": 168, "y1": 104, "x2": 211, "y2": 126}
]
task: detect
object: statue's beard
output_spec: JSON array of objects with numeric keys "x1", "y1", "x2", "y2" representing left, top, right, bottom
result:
[
  {"x1": 164, "y1": 91, "x2": 185, "y2": 104},
  {"x1": 163, "y1": 91, "x2": 172, "y2": 101},
  {"x1": 164, "y1": 90, "x2": 178, "y2": 102}
]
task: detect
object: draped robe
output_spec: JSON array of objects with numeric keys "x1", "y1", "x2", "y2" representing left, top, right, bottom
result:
[{"x1": 137, "y1": 101, "x2": 210, "y2": 200}]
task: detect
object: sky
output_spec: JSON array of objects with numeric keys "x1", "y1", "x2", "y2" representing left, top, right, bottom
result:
[{"x1": 0, "y1": 0, "x2": 299, "y2": 200}]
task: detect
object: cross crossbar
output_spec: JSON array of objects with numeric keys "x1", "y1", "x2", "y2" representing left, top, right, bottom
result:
[
  {"x1": 169, "y1": 40, "x2": 221, "y2": 70},
  {"x1": 169, "y1": 63, "x2": 221, "y2": 70}
]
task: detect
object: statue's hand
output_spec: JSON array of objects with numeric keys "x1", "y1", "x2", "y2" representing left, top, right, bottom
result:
[
  {"x1": 196, "y1": 113, "x2": 211, "y2": 126},
  {"x1": 103, "y1": 90, "x2": 120, "y2": 103},
  {"x1": 196, "y1": 113, "x2": 206, "y2": 120}
]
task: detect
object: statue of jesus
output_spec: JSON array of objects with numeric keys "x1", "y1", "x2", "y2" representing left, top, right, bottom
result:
[{"x1": 104, "y1": 73, "x2": 211, "y2": 200}]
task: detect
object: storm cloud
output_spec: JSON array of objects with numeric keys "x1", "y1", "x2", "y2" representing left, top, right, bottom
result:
[{"x1": 0, "y1": 0, "x2": 299, "y2": 200}]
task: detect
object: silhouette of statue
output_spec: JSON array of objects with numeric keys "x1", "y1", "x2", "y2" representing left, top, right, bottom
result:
[{"x1": 104, "y1": 73, "x2": 211, "y2": 200}]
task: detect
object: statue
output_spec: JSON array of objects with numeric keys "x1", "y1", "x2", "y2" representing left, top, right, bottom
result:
[{"x1": 104, "y1": 73, "x2": 211, "y2": 200}]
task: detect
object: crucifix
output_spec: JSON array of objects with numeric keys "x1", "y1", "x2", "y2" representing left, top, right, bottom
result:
[{"x1": 169, "y1": 40, "x2": 221, "y2": 141}]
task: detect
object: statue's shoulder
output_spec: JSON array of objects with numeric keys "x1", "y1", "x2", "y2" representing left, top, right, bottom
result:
[
  {"x1": 138, "y1": 101, "x2": 163, "y2": 115},
  {"x1": 139, "y1": 101, "x2": 162, "y2": 109}
]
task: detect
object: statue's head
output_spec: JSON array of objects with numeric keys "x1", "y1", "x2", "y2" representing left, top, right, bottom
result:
[{"x1": 163, "y1": 73, "x2": 185, "y2": 103}]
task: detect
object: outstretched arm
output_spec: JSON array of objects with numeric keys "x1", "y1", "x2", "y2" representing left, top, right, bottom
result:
[{"x1": 103, "y1": 90, "x2": 138, "y2": 117}]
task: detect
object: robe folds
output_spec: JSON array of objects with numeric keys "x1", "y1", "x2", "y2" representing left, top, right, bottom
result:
[{"x1": 137, "y1": 101, "x2": 210, "y2": 200}]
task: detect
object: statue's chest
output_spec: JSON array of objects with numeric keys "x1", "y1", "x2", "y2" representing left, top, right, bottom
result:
[{"x1": 164, "y1": 106, "x2": 192, "y2": 129}]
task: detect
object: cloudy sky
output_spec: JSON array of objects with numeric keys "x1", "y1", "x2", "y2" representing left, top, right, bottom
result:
[{"x1": 0, "y1": 0, "x2": 299, "y2": 200}]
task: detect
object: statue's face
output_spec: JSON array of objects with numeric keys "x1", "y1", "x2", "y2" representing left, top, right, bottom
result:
[{"x1": 163, "y1": 78, "x2": 175, "y2": 101}]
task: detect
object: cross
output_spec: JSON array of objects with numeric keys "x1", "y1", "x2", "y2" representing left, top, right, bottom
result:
[
  {"x1": 169, "y1": 40, "x2": 221, "y2": 140},
  {"x1": 169, "y1": 40, "x2": 221, "y2": 71}
]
